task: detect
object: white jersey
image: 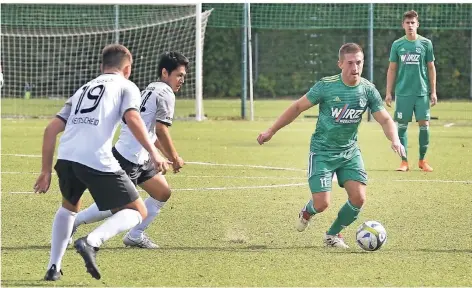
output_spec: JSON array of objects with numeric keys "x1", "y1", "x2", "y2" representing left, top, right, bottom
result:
[
  {"x1": 56, "y1": 73, "x2": 141, "y2": 172},
  {"x1": 115, "y1": 81, "x2": 175, "y2": 165}
]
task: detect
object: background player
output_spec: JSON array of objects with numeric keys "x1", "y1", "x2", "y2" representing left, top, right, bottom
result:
[
  {"x1": 385, "y1": 10, "x2": 437, "y2": 172},
  {"x1": 257, "y1": 43, "x2": 405, "y2": 249}
]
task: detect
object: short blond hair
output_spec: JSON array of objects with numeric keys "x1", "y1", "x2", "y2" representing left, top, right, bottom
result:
[{"x1": 338, "y1": 43, "x2": 363, "y2": 60}]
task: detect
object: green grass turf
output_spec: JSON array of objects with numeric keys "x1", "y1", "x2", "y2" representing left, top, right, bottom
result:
[{"x1": 1, "y1": 100, "x2": 471, "y2": 286}]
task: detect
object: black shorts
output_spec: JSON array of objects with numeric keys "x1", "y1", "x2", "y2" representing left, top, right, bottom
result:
[
  {"x1": 112, "y1": 147, "x2": 158, "y2": 186},
  {"x1": 54, "y1": 159, "x2": 139, "y2": 211}
]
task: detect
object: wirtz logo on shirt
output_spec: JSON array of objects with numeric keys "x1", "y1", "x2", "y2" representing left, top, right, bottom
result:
[
  {"x1": 331, "y1": 104, "x2": 363, "y2": 124},
  {"x1": 400, "y1": 53, "x2": 420, "y2": 65}
]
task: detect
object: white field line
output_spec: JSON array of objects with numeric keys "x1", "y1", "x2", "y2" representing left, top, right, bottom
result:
[
  {"x1": 3, "y1": 154, "x2": 471, "y2": 196},
  {"x1": 6, "y1": 178, "x2": 471, "y2": 195},
  {"x1": 2, "y1": 153, "x2": 41, "y2": 158},
  {"x1": 185, "y1": 161, "x2": 306, "y2": 171},
  {"x1": 1, "y1": 171, "x2": 305, "y2": 180},
  {"x1": 4, "y1": 171, "x2": 468, "y2": 184},
  {"x1": 8, "y1": 183, "x2": 308, "y2": 194},
  {"x1": 1, "y1": 154, "x2": 306, "y2": 172},
  {"x1": 392, "y1": 179, "x2": 472, "y2": 184}
]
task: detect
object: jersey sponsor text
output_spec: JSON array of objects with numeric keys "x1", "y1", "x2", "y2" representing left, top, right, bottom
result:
[
  {"x1": 331, "y1": 104, "x2": 363, "y2": 124},
  {"x1": 400, "y1": 53, "x2": 420, "y2": 64}
]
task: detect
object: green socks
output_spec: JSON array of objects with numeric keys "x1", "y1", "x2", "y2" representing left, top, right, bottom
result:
[
  {"x1": 327, "y1": 200, "x2": 361, "y2": 236},
  {"x1": 304, "y1": 199, "x2": 318, "y2": 216},
  {"x1": 398, "y1": 123, "x2": 430, "y2": 161},
  {"x1": 419, "y1": 125, "x2": 430, "y2": 160},
  {"x1": 398, "y1": 123, "x2": 408, "y2": 161}
]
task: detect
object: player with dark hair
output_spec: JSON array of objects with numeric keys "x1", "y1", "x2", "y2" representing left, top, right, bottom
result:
[{"x1": 72, "y1": 51, "x2": 189, "y2": 249}]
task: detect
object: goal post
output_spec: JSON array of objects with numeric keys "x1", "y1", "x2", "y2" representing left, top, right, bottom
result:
[
  {"x1": 0, "y1": 4, "x2": 212, "y2": 119},
  {"x1": 195, "y1": 2, "x2": 204, "y2": 121}
]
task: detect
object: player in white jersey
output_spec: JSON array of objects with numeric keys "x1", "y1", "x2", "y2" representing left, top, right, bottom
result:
[
  {"x1": 33, "y1": 44, "x2": 170, "y2": 281},
  {"x1": 71, "y1": 51, "x2": 188, "y2": 249}
]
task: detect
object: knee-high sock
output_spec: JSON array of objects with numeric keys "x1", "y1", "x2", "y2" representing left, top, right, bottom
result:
[
  {"x1": 303, "y1": 199, "x2": 318, "y2": 216},
  {"x1": 73, "y1": 203, "x2": 112, "y2": 230},
  {"x1": 398, "y1": 123, "x2": 408, "y2": 161},
  {"x1": 419, "y1": 125, "x2": 430, "y2": 160},
  {"x1": 128, "y1": 197, "x2": 166, "y2": 239},
  {"x1": 48, "y1": 207, "x2": 77, "y2": 270},
  {"x1": 86, "y1": 209, "x2": 142, "y2": 248},
  {"x1": 327, "y1": 200, "x2": 361, "y2": 236}
]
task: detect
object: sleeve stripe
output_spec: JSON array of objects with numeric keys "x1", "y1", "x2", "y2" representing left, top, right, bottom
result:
[
  {"x1": 121, "y1": 107, "x2": 139, "y2": 124},
  {"x1": 55, "y1": 115, "x2": 67, "y2": 124},
  {"x1": 156, "y1": 119, "x2": 172, "y2": 127}
]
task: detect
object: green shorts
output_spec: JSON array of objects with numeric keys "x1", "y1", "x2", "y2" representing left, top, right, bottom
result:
[
  {"x1": 307, "y1": 148, "x2": 367, "y2": 193},
  {"x1": 394, "y1": 96, "x2": 430, "y2": 123}
]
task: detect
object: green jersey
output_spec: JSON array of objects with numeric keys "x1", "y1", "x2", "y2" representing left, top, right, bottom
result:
[
  {"x1": 306, "y1": 74, "x2": 384, "y2": 152},
  {"x1": 389, "y1": 35, "x2": 435, "y2": 97}
]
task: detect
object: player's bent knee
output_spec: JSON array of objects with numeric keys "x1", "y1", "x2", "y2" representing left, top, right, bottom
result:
[
  {"x1": 344, "y1": 180, "x2": 366, "y2": 208},
  {"x1": 314, "y1": 201, "x2": 329, "y2": 213},
  {"x1": 347, "y1": 188, "x2": 366, "y2": 207},
  {"x1": 62, "y1": 197, "x2": 81, "y2": 212},
  {"x1": 312, "y1": 192, "x2": 330, "y2": 212},
  {"x1": 140, "y1": 175, "x2": 171, "y2": 202},
  {"x1": 144, "y1": 185, "x2": 171, "y2": 202},
  {"x1": 349, "y1": 194, "x2": 366, "y2": 208},
  {"x1": 418, "y1": 120, "x2": 429, "y2": 126},
  {"x1": 156, "y1": 187, "x2": 171, "y2": 201}
]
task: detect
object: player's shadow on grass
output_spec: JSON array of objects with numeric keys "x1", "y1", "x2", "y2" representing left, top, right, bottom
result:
[
  {"x1": 1, "y1": 280, "x2": 88, "y2": 287},
  {"x1": 400, "y1": 248, "x2": 472, "y2": 254},
  {"x1": 1, "y1": 244, "x2": 322, "y2": 252},
  {"x1": 3, "y1": 245, "x2": 471, "y2": 254}
]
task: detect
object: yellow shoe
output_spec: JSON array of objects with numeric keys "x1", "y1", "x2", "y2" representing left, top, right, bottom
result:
[
  {"x1": 419, "y1": 160, "x2": 433, "y2": 172},
  {"x1": 396, "y1": 161, "x2": 409, "y2": 172}
]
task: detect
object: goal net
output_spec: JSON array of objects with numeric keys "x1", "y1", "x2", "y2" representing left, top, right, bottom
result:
[{"x1": 1, "y1": 4, "x2": 212, "y2": 118}]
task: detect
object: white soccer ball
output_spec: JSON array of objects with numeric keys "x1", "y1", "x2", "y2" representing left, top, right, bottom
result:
[{"x1": 356, "y1": 220, "x2": 387, "y2": 251}]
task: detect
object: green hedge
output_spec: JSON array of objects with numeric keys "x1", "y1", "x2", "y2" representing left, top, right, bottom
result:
[{"x1": 202, "y1": 27, "x2": 471, "y2": 99}]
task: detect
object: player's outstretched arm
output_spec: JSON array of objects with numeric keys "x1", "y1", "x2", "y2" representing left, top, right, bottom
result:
[
  {"x1": 34, "y1": 117, "x2": 66, "y2": 193},
  {"x1": 372, "y1": 109, "x2": 405, "y2": 158},
  {"x1": 385, "y1": 62, "x2": 397, "y2": 107},
  {"x1": 257, "y1": 95, "x2": 314, "y2": 145},
  {"x1": 155, "y1": 123, "x2": 184, "y2": 173},
  {"x1": 124, "y1": 110, "x2": 171, "y2": 174}
]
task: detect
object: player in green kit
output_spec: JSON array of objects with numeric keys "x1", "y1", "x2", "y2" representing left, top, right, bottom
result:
[
  {"x1": 385, "y1": 10, "x2": 437, "y2": 172},
  {"x1": 257, "y1": 43, "x2": 405, "y2": 249}
]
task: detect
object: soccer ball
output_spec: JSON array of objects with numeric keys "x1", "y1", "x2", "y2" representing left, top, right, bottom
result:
[{"x1": 356, "y1": 220, "x2": 387, "y2": 251}]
